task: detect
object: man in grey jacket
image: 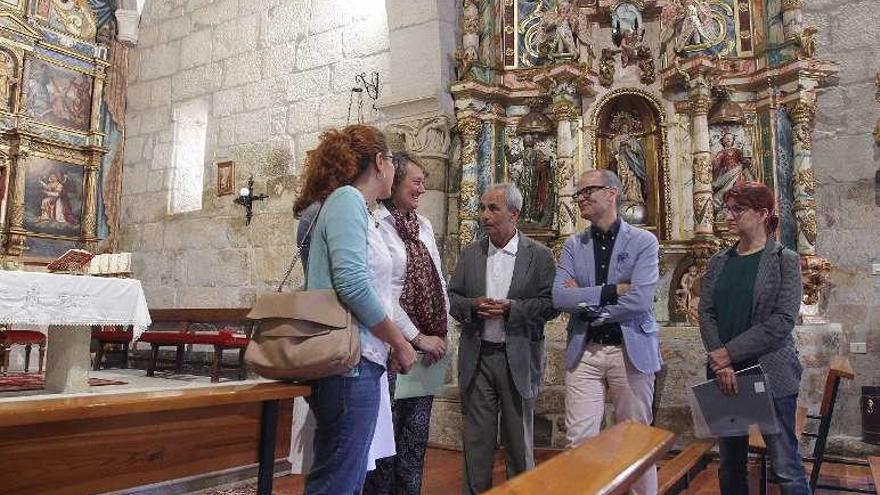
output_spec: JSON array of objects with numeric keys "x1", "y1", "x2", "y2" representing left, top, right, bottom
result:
[{"x1": 448, "y1": 183, "x2": 558, "y2": 495}]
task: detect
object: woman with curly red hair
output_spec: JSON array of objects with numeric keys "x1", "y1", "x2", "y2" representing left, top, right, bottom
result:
[{"x1": 294, "y1": 124, "x2": 417, "y2": 495}]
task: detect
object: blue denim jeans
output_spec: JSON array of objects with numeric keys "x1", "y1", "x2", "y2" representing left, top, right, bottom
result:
[
  {"x1": 304, "y1": 360, "x2": 384, "y2": 495},
  {"x1": 718, "y1": 394, "x2": 812, "y2": 495}
]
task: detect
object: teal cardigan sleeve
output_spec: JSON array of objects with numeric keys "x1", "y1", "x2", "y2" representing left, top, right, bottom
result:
[{"x1": 319, "y1": 187, "x2": 387, "y2": 328}]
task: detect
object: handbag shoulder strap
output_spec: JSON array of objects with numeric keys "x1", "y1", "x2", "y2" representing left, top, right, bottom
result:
[{"x1": 278, "y1": 202, "x2": 323, "y2": 292}]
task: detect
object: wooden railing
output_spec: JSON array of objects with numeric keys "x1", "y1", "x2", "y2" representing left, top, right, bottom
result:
[
  {"x1": 0, "y1": 381, "x2": 309, "y2": 495},
  {"x1": 485, "y1": 421, "x2": 675, "y2": 495}
]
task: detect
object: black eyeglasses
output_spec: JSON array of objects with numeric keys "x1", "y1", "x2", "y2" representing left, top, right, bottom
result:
[
  {"x1": 721, "y1": 204, "x2": 748, "y2": 217},
  {"x1": 574, "y1": 185, "x2": 611, "y2": 200}
]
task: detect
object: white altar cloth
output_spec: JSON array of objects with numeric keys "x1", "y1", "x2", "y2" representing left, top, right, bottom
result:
[
  {"x1": 0, "y1": 271, "x2": 151, "y2": 340},
  {"x1": 0, "y1": 271, "x2": 151, "y2": 393}
]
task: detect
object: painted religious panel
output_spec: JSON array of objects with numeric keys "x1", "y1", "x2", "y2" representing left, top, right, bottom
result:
[
  {"x1": 26, "y1": 236, "x2": 80, "y2": 260},
  {"x1": 0, "y1": 49, "x2": 16, "y2": 113},
  {"x1": 21, "y1": 58, "x2": 93, "y2": 131},
  {"x1": 708, "y1": 123, "x2": 756, "y2": 220},
  {"x1": 32, "y1": 0, "x2": 97, "y2": 41},
  {"x1": 21, "y1": 156, "x2": 83, "y2": 237}
]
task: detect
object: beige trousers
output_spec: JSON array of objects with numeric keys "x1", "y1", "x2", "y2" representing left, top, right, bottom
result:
[{"x1": 565, "y1": 343, "x2": 657, "y2": 495}]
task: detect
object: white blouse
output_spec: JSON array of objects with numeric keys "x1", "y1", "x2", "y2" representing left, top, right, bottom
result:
[
  {"x1": 375, "y1": 204, "x2": 449, "y2": 341},
  {"x1": 363, "y1": 211, "x2": 393, "y2": 366}
]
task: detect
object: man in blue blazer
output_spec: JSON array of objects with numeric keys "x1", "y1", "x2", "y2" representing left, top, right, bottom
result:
[{"x1": 552, "y1": 169, "x2": 661, "y2": 495}]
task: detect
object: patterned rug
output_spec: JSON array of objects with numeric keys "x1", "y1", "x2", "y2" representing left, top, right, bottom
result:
[
  {"x1": 0, "y1": 373, "x2": 127, "y2": 393},
  {"x1": 205, "y1": 483, "x2": 258, "y2": 495}
]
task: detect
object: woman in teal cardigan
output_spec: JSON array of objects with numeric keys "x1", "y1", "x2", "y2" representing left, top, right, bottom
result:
[{"x1": 292, "y1": 125, "x2": 417, "y2": 495}]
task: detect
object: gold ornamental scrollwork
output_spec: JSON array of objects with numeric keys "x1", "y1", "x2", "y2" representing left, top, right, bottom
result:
[
  {"x1": 457, "y1": 117, "x2": 482, "y2": 139},
  {"x1": 29, "y1": 141, "x2": 89, "y2": 165},
  {"x1": 82, "y1": 213, "x2": 97, "y2": 235},
  {"x1": 787, "y1": 99, "x2": 816, "y2": 125},
  {"x1": 781, "y1": 0, "x2": 805, "y2": 11},
  {"x1": 459, "y1": 181, "x2": 479, "y2": 210},
  {"x1": 9, "y1": 204, "x2": 23, "y2": 226},
  {"x1": 458, "y1": 222, "x2": 477, "y2": 249},
  {"x1": 693, "y1": 155, "x2": 712, "y2": 185},
  {"x1": 550, "y1": 100, "x2": 579, "y2": 122},
  {"x1": 795, "y1": 168, "x2": 817, "y2": 194},
  {"x1": 801, "y1": 255, "x2": 832, "y2": 306},
  {"x1": 689, "y1": 96, "x2": 712, "y2": 116},
  {"x1": 797, "y1": 209, "x2": 818, "y2": 246}
]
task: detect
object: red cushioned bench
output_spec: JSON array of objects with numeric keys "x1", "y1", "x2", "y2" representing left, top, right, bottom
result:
[
  {"x1": 91, "y1": 325, "x2": 134, "y2": 370},
  {"x1": 139, "y1": 308, "x2": 253, "y2": 383}
]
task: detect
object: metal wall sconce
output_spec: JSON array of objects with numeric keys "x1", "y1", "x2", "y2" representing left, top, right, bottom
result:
[{"x1": 233, "y1": 176, "x2": 268, "y2": 225}]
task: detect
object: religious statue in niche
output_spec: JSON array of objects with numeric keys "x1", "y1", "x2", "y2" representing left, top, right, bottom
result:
[
  {"x1": 609, "y1": 111, "x2": 648, "y2": 222},
  {"x1": 537, "y1": 0, "x2": 591, "y2": 61},
  {"x1": 505, "y1": 133, "x2": 556, "y2": 227},
  {"x1": 674, "y1": 263, "x2": 702, "y2": 323},
  {"x1": 454, "y1": 0, "x2": 480, "y2": 80},
  {"x1": 660, "y1": 0, "x2": 726, "y2": 55},
  {"x1": 0, "y1": 50, "x2": 18, "y2": 112},
  {"x1": 709, "y1": 125, "x2": 755, "y2": 217},
  {"x1": 604, "y1": 2, "x2": 656, "y2": 85}
]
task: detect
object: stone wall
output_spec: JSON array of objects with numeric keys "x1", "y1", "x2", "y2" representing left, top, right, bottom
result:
[
  {"x1": 121, "y1": 0, "x2": 392, "y2": 307},
  {"x1": 804, "y1": 0, "x2": 880, "y2": 445}
]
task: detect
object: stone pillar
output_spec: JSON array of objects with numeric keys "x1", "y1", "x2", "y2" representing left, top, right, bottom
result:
[
  {"x1": 787, "y1": 99, "x2": 817, "y2": 256},
  {"x1": 551, "y1": 100, "x2": 579, "y2": 246},
  {"x1": 688, "y1": 76, "x2": 714, "y2": 236},
  {"x1": 45, "y1": 326, "x2": 92, "y2": 393},
  {"x1": 781, "y1": 0, "x2": 805, "y2": 41},
  {"x1": 458, "y1": 116, "x2": 482, "y2": 249}
]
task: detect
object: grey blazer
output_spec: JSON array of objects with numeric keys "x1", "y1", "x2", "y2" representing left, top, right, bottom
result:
[
  {"x1": 448, "y1": 234, "x2": 558, "y2": 400},
  {"x1": 698, "y1": 239, "x2": 804, "y2": 398}
]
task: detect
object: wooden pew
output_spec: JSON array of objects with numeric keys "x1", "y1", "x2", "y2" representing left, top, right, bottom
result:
[
  {"x1": 657, "y1": 440, "x2": 715, "y2": 494},
  {"x1": 141, "y1": 308, "x2": 253, "y2": 382},
  {"x1": 485, "y1": 421, "x2": 675, "y2": 495},
  {"x1": 0, "y1": 381, "x2": 308, "y2": 495},
  {"x1": 869, "y1": 456, "x2": 880, "y2": 494}
]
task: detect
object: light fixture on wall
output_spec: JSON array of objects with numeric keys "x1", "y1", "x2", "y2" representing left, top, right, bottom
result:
[{"x1": 233, "y1": 176, "x2": 268, "y2": 225}]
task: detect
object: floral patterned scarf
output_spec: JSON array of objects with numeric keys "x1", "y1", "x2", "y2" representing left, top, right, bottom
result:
[{"x1": 388, "y1": 205, "x2": 448, "y2": 337}]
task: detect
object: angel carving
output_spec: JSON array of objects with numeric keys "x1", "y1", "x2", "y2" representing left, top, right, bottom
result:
[
  {"x1": 661, "y1": 0, "x2": 723, "y2": 53},
  {"x1": 537, "y1": 0, "x2": 591, "y2": 60},
  {"x1": 390, "y1": 117, "x2": 450, "y2": 157}
]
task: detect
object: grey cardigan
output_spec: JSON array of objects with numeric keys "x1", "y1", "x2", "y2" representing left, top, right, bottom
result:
[{"x1": 698, "y1": 239, "x2": 804, "y2": 398}]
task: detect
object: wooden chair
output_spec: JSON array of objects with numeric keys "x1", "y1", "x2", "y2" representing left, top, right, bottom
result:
[
  {"x1": 750, "y1": 355, "x2": 857, "y2": 494},
  {"x1": 485, "y1": 421, "x2": 675, "y2": 495},
  {"x1": 91, "y1": 324, "x2": 134, "y2": 370},
  {"x1": 0, "y1": 329, "x2": 46, "y2": 374}
]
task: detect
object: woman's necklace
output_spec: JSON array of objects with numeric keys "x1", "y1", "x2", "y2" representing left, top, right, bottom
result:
[{"x1": 366, "y1": 202, "x2": 380, "y2": 228}]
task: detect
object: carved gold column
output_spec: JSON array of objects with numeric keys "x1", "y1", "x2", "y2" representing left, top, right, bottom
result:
[
  {"x1": 458, "y1": 116, "x2": 482, "y2": 248},
  {"x1": 5, "y1": 139, "x2": 28, "y2": 256},
  {"x1": 551, "y1": 99, "x2": 579, "y2": 246},
  {"x1": 82, "y1": 155, "x2": 100, "y2": 253},
  {"x1": 688, "y1": 76, "x2": 714, "y2": 236},
  {"x1": 781, "y1": 0, "x2": 805, "y2": 40},
  {"x1": 788, "y1": 99, "x2": 817, "y2": 255}
]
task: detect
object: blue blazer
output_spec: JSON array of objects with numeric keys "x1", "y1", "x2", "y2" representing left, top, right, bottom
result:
[{"x1": 552, "y1": 221, "x2": 662, "y2": 374}]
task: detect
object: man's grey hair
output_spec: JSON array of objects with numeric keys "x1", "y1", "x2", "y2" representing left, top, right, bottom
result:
[
  {"x1": 485, "y1": 182, "x2": 524, "y2": 213},
  {"x1": 585, "y1": 169, "x2": 624, "y2": 208}
]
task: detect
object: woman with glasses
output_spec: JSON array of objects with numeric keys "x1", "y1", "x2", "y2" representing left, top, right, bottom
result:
[
  {"x1": 698, "y1": 181, "x2": 810, "y2": 495},
  {"x1": 363, "y1": 152, "x2": 449, "y2": 495},
  {"x1": 292, "y1": 125, "x2": 417, "y2": 495}
]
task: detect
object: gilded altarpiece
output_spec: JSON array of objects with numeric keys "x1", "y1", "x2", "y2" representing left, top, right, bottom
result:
[
  {"x1": 0, "y1": 0, "x2": 124, "y2": 263},
  {"x1": 451, "y1": 0, "x2": 838, "y2": 322}
]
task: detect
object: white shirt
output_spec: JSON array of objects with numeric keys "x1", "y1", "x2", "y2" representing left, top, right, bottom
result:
[
  {"x1": 375, "y1": 204, "x2": 449, "y2": 341},
  {"x1": 483, "y1": 231, "x2": 519, "y2": 343},
  {"x1": 363, "y1": 211, "x2": 393, "y2": 366}
]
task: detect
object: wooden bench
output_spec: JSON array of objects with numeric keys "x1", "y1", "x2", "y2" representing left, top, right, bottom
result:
[
  {"x1": 140, "y1": 308, "x2": 253, "y2": 382},
  {"x1": 0, "y1": 381, "x2": 308, "y2": 495},
  {"x1": 869, "y1": 456, "x2": 880, "y2": 494},
  {"x1": 485, "y1": 421, "x2": 675, "y2": 495},
  {"x1": 658, "y1": 440, "x2": 715, "y2": 494}
]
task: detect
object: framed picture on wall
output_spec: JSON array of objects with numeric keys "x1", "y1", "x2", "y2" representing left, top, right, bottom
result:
[{"x1": 217, "y1": 160, "x2": 234, "y2": 196}]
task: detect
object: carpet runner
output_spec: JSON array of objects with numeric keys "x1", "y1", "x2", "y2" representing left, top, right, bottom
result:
[{"x1": 0, "y1": 373, "x2": 127, "y2": 393}]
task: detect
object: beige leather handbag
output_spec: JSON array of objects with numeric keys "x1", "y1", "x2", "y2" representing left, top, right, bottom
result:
[{"x1": 244, "y1": 205, "x2": 361, "y2": 381}]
